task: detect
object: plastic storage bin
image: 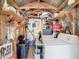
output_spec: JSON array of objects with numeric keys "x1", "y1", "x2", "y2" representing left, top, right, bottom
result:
[{"x1": 17, "y1": 44, "x2": 26, "y2": 59}]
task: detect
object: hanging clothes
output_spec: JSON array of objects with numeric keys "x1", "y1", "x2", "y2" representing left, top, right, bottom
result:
[
  {"x1": 28, "y1": 19, "x2": 36, "y2": 31},
  {"x1": 52, "y1": 20, "x2": 62, "y2": 32},
  {"x1": 40, "y1": 12, "x2": 52, "y2": 19},
  {"x1": 27, "y1": 31, "x2": 34, "y2": 41},
  {"x1": 2, "y1": 0, "x2": 16, "y2": 12}
]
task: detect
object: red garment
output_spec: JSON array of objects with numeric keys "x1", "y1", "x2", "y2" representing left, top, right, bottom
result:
[{"x1": 52, "y1": 24, "x2": 62, "y2": 32}]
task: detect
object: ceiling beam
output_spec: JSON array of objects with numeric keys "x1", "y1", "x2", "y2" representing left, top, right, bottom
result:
[{"x1": 7, "y1": 0, "x2": 19, "y2": 9}]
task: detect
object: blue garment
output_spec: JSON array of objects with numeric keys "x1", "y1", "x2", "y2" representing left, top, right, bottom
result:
[
  {"x1": 31, "y1": 20, "x2": 36, "y2": 28},
  {"x1": 32, "y1": 22, "x2": 36, "y2": 28},
  {"x1": 28, "y1": 19, "x2": 36, "y2": 31}
]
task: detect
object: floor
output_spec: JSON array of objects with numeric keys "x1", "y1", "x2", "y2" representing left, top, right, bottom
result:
[{"x1": 27, "y1": 46, "x2": 35, "y2": 59}]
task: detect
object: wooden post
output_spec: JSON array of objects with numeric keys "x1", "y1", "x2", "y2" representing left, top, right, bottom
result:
[
  {"x1": 71, "y1": 8, "x2": 77, "y2": 35},
  {"x1": 0, "y1": 15, "x2": 7, "y2": 44}
]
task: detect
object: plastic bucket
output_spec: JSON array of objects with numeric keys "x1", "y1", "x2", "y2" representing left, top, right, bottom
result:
[
  {"x1": 17, "y1": 44, "x2": 26, "y2": 58},
  {"x1": 35, "y1": 53, "x2": 40, "y2": 59},
  {"x1": 28, "y1": 40, "x2": 34, "y2": 46}
]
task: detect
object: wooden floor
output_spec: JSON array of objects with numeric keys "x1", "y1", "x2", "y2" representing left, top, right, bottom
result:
[{"x1": 27, "y1": 46, "x2": 35, "y2": 59}]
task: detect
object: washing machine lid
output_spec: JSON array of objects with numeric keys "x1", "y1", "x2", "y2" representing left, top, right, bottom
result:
[
  {"x1": 42, "y1": 35, "x2": 70, "y2": 45},
  {"x1": 42, "y1": 33, "x2": 79, "y2": 45},
  {"x1": 58, "y1": 33, "x2": 79, "y2": 44}
]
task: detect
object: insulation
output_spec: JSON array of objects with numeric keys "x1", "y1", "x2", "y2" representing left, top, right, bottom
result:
[
  {"x1": 42, "y1": 0, "x2": 64, "y2": 7},
  {"x1": 14, "y1": 0, "x2": 33, "y2": 6}
]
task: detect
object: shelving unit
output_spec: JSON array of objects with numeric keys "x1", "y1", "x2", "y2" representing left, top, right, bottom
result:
[{"x1": 0, "y1": 10, "x2": 27, "y2": 59}]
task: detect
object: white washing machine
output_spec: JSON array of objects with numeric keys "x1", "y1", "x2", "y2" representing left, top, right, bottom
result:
[{"x1": 42, "y1": 33, "x2": 79, "y2": 59}]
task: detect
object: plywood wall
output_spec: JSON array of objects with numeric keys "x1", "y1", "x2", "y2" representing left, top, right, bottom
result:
[
  {"x1": 0, "y1": 15, "x2": 7, "y2": 45},
  {"x1": 76, "y1": 0, "x2": 79, "y2": 2}
]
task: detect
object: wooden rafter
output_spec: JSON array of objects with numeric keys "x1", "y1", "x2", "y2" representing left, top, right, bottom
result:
[
  {"x1": 20, "y1": 2, "x2": 55, "y2": 10},
  {"x1": 19, "y1": 2, "x2": 56, "y2": 19},
  {"x1": 1, "y1": 10, "x2": 24, "y2": 22},
  {"x1": 71, "y1": 2, "x2": 79, "y2": 8}
]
